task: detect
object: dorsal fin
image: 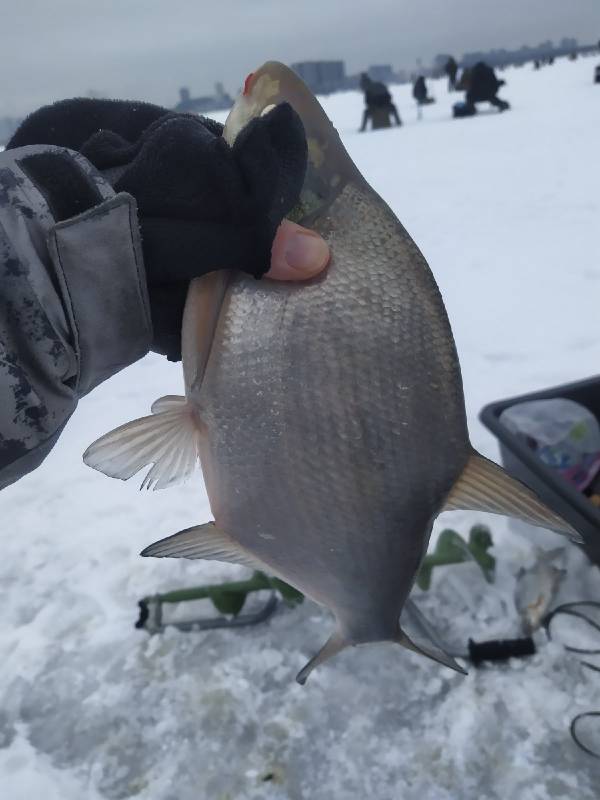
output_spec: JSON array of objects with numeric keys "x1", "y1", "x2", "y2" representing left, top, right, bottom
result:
[{"x1": 444, "y1": 452, "x2": 582, "y2": 543}]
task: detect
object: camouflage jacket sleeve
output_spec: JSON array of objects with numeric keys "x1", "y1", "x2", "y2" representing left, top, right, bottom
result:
[{"x1": 0, "y1": 145, "x2": 153, "y2": 490}]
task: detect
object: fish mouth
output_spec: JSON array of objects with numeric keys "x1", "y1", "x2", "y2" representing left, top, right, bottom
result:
[{"x1": 223, "y1": 61, "x2": 365, "y2": 228}]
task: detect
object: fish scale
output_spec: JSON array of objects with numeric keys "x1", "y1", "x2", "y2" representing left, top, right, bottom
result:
[
  {"x1": 84, "y1": 62, "x2": 582, "y2": 684},
  {"x1": 197, "y1": 184, "x2": 467, "y2": 582}
]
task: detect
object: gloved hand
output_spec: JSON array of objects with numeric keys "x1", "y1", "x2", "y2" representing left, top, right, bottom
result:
[{"x1": 9, "y1": 99, "x2": 329, "y2": 360}]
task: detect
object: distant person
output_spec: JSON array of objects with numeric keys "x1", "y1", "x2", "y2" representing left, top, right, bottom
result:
[
  {"x1": 412, "y1": 76, "x2": 435, "y2": 119},
  {"x1": 595, "y1": 64, "x2": 600, "y2": 84},
  {"x1": 455, "y1": 67, "x2": 472, "y2": 92},
  {"x1": 533, "y1": 59, "x2": 541, "y2": 70},
  {"x1": 359, "y1": 73, "x2": 401, "y2": 132},
  {"x1": 412, "y1": 76, "x2": 434, "y2": 105},
  {"x1": 445, "y1": 57, "x2": 458, "y2": 91},
  {"x1": 465, "y1": 61, "x2": 510, "y2": 113}
]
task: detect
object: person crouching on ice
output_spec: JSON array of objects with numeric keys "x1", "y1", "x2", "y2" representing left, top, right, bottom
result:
[{"x1": 359, "y1": 73, "x2": 401, "y2": 132}]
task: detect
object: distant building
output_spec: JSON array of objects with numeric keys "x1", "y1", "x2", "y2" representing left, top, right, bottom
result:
[
  {"x1": 560, "y1": 37, "x2": 578, "y2": 51},
  {"x1": 459, "y1": 37, "x2": 595, "y2": 69},
  {"x1": 173, "y1": 82, "x2": 233, "y2": 114},
  {"x1": 367, "y1": 64, "x2": 395, "y2": 83},
  {"x1": 291, "y1": 61, "x2": 347, "y2": 94}
]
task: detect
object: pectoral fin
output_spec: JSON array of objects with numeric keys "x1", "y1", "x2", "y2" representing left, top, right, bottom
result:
[
  {"x1": 83, "y1": 395, "x2": 202, "y2": 490},
  {"x1": 141, "y1": 522, "x2": 267, "y2": 572},
  {"x1": 444, "y1": 452, "x2": 583, "y2": 543}
]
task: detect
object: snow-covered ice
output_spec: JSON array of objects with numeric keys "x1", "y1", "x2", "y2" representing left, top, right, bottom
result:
[{"x1": 2, "y1": 56, "x2": 600, "y2": 799}]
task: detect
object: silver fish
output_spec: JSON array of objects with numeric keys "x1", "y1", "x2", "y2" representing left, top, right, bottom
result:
[
  {"x1": 84, "y1": 62, "x2": 581, "y2": 684},
  {"x1": 515, "y1": 547, "x2": 566, "y2": 634}
]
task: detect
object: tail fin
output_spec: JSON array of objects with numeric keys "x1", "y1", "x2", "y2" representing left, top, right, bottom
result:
[
  {"x1": 83, "y1": 395, "x2": 202, "y2": 490},
  {"x1": 444, "y1": 452, "x2": 583, "y2": 543},
  {"x1": 296, "y1": 613, "x2": 468, "y2": 685},
  {"x1": 397, "y1": 629, "x2": 467, "y2": 675},
  {"x1": 401, "y1": 599, "x2": 467, "y2": 674}
]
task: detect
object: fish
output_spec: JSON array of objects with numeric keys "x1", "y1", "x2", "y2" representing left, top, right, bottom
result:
[
  {"x1": 83, "y1": 62, "x2": 581, "y2": 684},
  {"x1": 514, "y1": 547, "x2": 566, "y2": 634}
]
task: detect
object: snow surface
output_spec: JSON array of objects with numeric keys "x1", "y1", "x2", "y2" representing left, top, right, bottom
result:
[{"x1": 2, "y1": 56, "x2": 600, "y2": 800}]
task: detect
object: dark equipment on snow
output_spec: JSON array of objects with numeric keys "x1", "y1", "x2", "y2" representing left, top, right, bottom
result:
[
  {"x1": 452, "y1": 101, "x2": 477, "y2": 119},
  {"x1": 467, "y1": 636, "x2": 536, "y2": 664},
  {"x1": 480, "y1": 382, "x2": 600, "y2": 756},
  {"x1": 480, "y1": 375, "x2": 600, "y2": 567}
]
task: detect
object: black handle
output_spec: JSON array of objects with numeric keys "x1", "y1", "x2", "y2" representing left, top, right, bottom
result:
[
  {"x1": 468, "y1": 636, "x2": 536, "y2": 665},
  {"x1": 135, "y1": 600, "x2": 149, "y2": 629}
]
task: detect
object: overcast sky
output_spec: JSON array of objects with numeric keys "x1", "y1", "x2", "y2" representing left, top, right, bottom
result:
[{"x1": 1, "y1": 0, "x2": 598, "y2": 117}]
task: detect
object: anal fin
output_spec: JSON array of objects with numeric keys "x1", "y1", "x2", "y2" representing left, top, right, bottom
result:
[
  {"x1": 141, "y1": 522, "x2": 268, "y2": 572},
  {"x1": 444, "y1": 452, "x2": 583, "y2": 543}
]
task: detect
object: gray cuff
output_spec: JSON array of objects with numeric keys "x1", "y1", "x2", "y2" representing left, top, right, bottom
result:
[{"x1": 47, "y1": 192, "x2": 153, "y2": 396}]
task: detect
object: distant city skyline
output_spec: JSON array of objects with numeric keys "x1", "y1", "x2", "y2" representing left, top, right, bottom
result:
[{"x1": 1, "y1": 0, "x2": 598, "y2": 117}]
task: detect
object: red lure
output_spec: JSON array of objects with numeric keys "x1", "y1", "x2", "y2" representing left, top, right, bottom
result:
[{"x1": 243, "y1": 73, "x2": 254, "y2": 96}]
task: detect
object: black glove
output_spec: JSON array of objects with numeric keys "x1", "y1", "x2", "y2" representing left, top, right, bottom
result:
[
  {"x1": 8, "y1": 97, "x2": 175, "y2": 153},
  {"x1": 8, "y1": 99, "x2": 308, "y2": 360}
]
